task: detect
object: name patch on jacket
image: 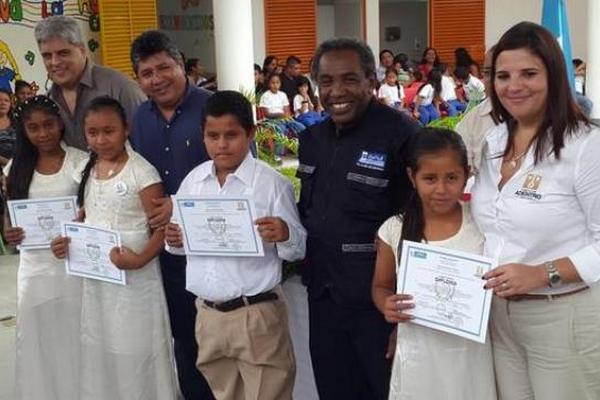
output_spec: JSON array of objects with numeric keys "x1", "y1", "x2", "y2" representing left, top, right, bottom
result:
[
  {"x1": 514, "y1": 173, "x2": 543, "y2": 200},
  {"x1": 356, "y1": 151, "x2": 386, "y2": 171}
]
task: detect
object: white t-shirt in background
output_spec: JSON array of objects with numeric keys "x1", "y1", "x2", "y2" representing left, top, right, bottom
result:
[{"x1": 259, "y1": 90, "x2": 289, "y2": 114}]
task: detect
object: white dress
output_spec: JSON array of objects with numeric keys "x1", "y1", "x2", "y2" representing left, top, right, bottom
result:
[
  {"x1": 5, "y1": 145, "x2": 87, "y2": 400},
  {"x1": 379, "y1": 203, "x2": 497, "y2": 400},
  {"x1": 76, "y1": 148, "x2": 178, "y2": 400}
]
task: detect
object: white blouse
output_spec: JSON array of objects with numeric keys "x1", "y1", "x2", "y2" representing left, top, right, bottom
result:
[{"x1": 471, "y1": 122, "x2": 600, "y2": 295}]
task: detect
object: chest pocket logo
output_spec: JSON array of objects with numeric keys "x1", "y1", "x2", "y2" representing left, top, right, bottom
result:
[
  {"x1": 515, "y1": 173, "x2": 543, "y2": 200},
  {"x1": 356, "y1": 151, "x2": 386, "y2": 171}
]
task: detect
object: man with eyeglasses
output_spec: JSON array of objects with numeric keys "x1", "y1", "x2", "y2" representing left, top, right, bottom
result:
[{"x1": 129, "y1": 30, "x2": 215, "y2": 400}]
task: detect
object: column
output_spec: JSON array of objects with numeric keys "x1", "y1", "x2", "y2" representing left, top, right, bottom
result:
[
  {"x1": 364, "y1": 0, "x2": 380, "y2": 58},
  {"x1": 212, "y1": 0, "x2": 255, "y2": 93},
  {"x1": 587, "y1": 0, "x2": 600, "y2": 119}
]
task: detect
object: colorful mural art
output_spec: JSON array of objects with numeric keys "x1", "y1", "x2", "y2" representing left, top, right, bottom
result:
[{"x1": 0, "y1": 0, "x2": 100, "y2": 93}]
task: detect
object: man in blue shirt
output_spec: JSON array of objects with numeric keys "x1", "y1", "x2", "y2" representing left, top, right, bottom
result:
[{"x1": 129, "y1": 31, "x2": 214, "y2": 400}]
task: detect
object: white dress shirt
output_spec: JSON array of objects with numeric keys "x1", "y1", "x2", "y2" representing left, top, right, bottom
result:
[
  {"x1": 455, "y1": 98, "x2": 496, "y2": 173},
  {"x1": 471, "y1": 123, "x2": 600, "y2": 294},
  {"x1": 377, "y1": 83, "x2": 404, "y2": 105},
  {"x1": 441, "y1": 75, "x2": 458, "y2": 101},
  {"x1": 415, "y1": 84, "x2": 434, "y2": 106},
  {"x1": 463, "y1": 75, "x2": 486, "y2": 101},
  {"x1": 167, "y1": 152, "x2": 306, "y2": 301},
  {"x1": 259, "y1": 90, "x2": 289, "y2": 114}
]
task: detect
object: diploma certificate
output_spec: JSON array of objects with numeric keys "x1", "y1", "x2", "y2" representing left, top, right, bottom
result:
[
  {"x1": 398, "y1": 240, "x2": 495, "y2": 343},
  {"x1": 173, "y1": 195, "x2": 264, "y2": 257},
  {"x1": 62, "y1": 222, "x2": 126, "y2": 285},
  {"x1": 7, "y1": 196, "x2": 78, "y2": 249}
]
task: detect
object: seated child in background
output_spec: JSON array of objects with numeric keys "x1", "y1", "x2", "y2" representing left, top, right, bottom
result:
[
  {"x1": 14, "y1": 80, "x2": 35, "y2": 104},
  {"x1": 294, "y1": 76, "x2": 325, "y2": 127},
  {"x1": 454, "y1": 66, "x2": 486, "y2": 103},
  {"x1": 259, "y1": 73, "x2": 291, "y2": 119},
  {"x1": 439, "y1": 63, "x2": 466, "y2": 116},
  {"x1": 166, "y1": 91, "x2": 306, "y2": 400},
  {"x1": 378, "y1": 68, "x2": 405, "y2": 110}
]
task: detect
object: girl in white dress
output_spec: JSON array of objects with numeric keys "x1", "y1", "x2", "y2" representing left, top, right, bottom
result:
[
  {"x1": 52, "y1": 97, "x2": 178, "y2": 399},
  {"x1": 371, "y1": 128, "x2": 496, "y2": 400},
  {"x1": 3, "y1": 96, "x2": 87, "y2": 400}
]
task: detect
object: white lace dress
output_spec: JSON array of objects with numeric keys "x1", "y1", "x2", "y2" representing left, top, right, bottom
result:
[
  {"x1": 76, "y1": 148, "x2": 178, "y2": 400},
  {"x1": 379, "y1": 203, "x2": 497, "y2": 400},
  {"x1": 4, "y1": 145, "x2": 87, "y2": 400}
]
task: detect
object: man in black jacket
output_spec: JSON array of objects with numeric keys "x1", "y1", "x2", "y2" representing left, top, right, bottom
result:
[{"x1": 297, "y1": 37, "x2": 419, "y2": 400}]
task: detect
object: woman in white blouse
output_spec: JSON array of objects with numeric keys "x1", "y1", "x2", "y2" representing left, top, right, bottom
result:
[{"x1": 471, "y1": 22, "x2": 600, "y2": 400}]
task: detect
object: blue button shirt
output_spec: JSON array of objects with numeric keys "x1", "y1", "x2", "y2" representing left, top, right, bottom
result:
[{"x1": 130, "y1": 84, "x2": 212, "y2": 195}]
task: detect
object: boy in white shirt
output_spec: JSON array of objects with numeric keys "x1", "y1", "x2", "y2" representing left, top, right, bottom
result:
[
  {"x1": 165, "y1": 91, "x2": 306, "y2": 399},
  {"x1": 259, "y1": 73, "x2": 291, "y2": 118},
  {"x1": 454, "y1": 66, "x2": 486, "y2": 103}
]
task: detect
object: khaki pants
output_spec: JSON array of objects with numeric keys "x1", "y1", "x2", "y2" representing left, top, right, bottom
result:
[
  {"x1": 491, "y1": 286, "x2": 600, "y2": 400},
  {"x1": 195, "y1": 289, "x2": 296, "y2": 400}
]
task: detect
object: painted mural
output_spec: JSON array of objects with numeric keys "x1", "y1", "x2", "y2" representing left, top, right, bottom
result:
[{"x1": 0, "y1": 0, "x2": 100, "y2": 93}]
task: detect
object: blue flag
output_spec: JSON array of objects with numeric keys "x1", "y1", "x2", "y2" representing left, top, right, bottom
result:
[{"x1": 542, "y1": 0, "x2": 575, "y2": 89}]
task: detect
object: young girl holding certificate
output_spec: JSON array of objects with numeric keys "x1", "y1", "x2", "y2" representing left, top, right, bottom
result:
[
  {"x1": 371, "y1": 128, "x2": 496, "y2": 400},
  {"x1": 51, "y1": 97, "x2": 178, "y2": 399},
  {"x1": 3, "y1": 96, "x2": 87, "y2": 400}
]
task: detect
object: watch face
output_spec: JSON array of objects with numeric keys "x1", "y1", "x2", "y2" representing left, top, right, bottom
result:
[{"x1": 550, "y1": 272, "x2": 561, "y2": 285}]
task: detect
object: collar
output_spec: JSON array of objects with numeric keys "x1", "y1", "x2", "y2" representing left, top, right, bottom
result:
[
  {"x1": 329, "y1": 97, "x2": 377, "y2": 136},
  {"x1": 478, "y1": 98, "x2": 493, "y2": 117},
  {"x1": 195, "y1": 151, "x2": 256, "y2": 186}
]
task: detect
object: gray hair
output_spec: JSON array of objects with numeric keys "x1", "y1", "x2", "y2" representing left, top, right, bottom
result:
[
  {"x1": 34, "y1": 16, "x2": 84, "y2": 46},
  {"x1": 311, "y1": 37, "x2": 376, "y2": 81}
]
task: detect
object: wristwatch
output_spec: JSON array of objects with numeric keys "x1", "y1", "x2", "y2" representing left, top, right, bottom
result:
[{"x1": 544, "y1": 261, "x2": 562, "y2": 287}]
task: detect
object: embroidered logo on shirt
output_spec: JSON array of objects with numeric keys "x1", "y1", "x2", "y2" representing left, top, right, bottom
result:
[
  {"x1": 515, "y1": 173, "x2": 543, "y2": 200},
  {"x1": 356, "y1": 151, "x2": 387, "y2": 171}
]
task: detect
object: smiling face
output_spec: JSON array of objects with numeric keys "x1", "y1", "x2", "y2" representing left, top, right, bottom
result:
[
  {"x1": 23, "y1": 110, "x2": 64, "y2": 154},
  {"x1": 424, "y1": 48, "x2": 437, "y2": 64},
  {"x1": 136, "y1": 51, "x2": 187, "y2": 110},
  {"x1": 39, "y1": 37, "x2": 87, "y2": 89},
  {"x1": 409, "y1": 149, "x2": 466, "y2": 217},
  {"x1": 494, "y1": 47, "x2": 548, "y2": 125},
  {"x1": 84, "y1": 108, "x2": 128, "y2": 162},
  {"x1": 316, "y1": 49, "x2": 374, "y2": 129},
  {"x1": 204, "y1": 114, "x2": 253, "y2": 176}
]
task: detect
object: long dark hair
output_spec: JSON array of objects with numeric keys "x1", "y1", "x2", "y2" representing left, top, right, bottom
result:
[
  {"x1": 262, "y1": 55, "x2": 278, "y2": 74},
  {"x1": 420, "y1": 47, "x2": 441, "y2": 67},
  {"x1": 417, "y1": 69, "x2": 442, "y2": 98},
  {"x1": 399, "y1": 128, "x2": 468, "y2": 249},
  {"x1": 77, "y1": 97, "x2": 128, "y2": 208},
  {"x1": 490, "y1": 22, "x2": 588, "y2": 163},
  {"x1": 6, "y1": 96, "x2": 63, "y2": 200}
]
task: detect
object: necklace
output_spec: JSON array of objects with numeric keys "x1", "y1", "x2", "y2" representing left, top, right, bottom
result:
[{"x1": 503, "y1": 150, "x2": 528, "y2": 168}]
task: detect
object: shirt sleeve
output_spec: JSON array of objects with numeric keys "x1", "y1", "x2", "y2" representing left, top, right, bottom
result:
[
  {"x1": 567, "y1": 130, "x2": 600, "y2": 284},
  {"x1": 132, "y1": 153, "x2": 162, "y2": 191},
  {"x1": 280, "y1": 92, "x2": 290, "y2": 106},
  {"x1": 118, "y1": 78, "x2": 147, "y2": 126},
  {"x1": 164, "y1": 172, "x2": 192, "y2": 256},
  {"x1": 293, "y1": 95, "x2": 303, "y2": 114},
  {"x1": 274, "y1": 178, "x2": 306, "y2": 262},
  {"x1": 259, "y1": 92, "x2": 269, "y2": 107}
]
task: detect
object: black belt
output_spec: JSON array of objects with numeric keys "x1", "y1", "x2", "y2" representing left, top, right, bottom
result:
[{"x1": 204, "y1": 290, "x2": 279, "y2": 312}]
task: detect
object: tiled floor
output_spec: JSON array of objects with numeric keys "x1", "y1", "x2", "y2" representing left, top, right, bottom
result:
[{"x1": 0, "y1": 255, "x2": 17, "y2": 400}]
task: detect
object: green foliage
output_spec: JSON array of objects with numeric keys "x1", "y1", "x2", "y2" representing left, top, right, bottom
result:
[{"x1": 427, "y1": 115, "x2": 463, "y2": 130}]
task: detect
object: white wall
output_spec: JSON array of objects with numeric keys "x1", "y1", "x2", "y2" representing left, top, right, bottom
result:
[
  {"x1": 334, "y1": 2, "x2": 362, "y2": 38},
  {"x1": 157, "y1": 0, "x2": 216, "y2": 73},
  {"x1": 317, "y1": 5, "x2": 336, "y2": 44},
  {"x1": 485, "y1": 0, "x2": 587, "y2": 59},
  {"x1": 252, "y1": 0, "x2": 266, "y2": 66},
  {"x1": 0, "y1": 3, "x2": 100, "y2": 95},
  {"x1": 379, "y1": 1, "x2": 427, "y2": 61}
]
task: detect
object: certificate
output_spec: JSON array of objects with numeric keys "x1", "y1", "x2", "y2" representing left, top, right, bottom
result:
[
  {"x1": 398, "y1": 240, "x2": 495, "y2": 343},
  {"x1": 62, "y1": 222, "x2": 126, "y2": 285},
  {"x1": 173, "y1": 195, "x2": 264, "y2": 257},
  {"x1": 7, "y1": 196, "x2": 78, "y2": 249}
]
